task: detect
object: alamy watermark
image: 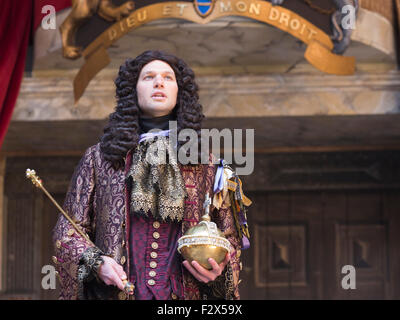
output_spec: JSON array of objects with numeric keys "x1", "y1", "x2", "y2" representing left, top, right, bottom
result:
[
  {"x1": 341, "y1": 265, "x2": 356, "y2": 290},
  {"x1": 41, "y1": 5, "x2": 56, "y2": 30},
  {"x1": 41, "y1": 265, "x2": 56, "y2": 290},
  {"x1": 341, "y1": 5, "x2": 357, "y2": 30},
  {"x1": 144, "y1": 121, "x2": 254, "y2": 175}
]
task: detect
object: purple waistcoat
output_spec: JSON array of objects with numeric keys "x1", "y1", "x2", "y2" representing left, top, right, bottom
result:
[{"x1": 128, "y1": 212, "x2": 184, "y2": 300}]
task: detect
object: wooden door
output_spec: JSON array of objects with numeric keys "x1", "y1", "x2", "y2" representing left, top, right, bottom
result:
[
  {"x1": 1, "y1": 156, "x2": 78, "y2": 299},
  {"x1": 239, "y1": 189, "x2": 400, "y2": 300}
]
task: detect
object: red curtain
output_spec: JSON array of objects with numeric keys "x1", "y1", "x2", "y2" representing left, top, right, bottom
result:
[
  {"x1": 0, "y1": 0, "x2": 72, "y2": 150},
  {"x1": 0, "y1": 0, "x2": 33, "y2": 150}
]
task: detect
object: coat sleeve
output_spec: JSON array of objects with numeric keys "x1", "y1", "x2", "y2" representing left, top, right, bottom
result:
[{"x1": 52, "y1": 145, "x2": 104, "y2": 299}]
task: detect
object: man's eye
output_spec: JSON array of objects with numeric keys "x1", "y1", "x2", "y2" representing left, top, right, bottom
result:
[
  {"x1": 144, "y1": 75, "x2": 153, "y2": 80},
  {"x1": 165, "y1": 76, "x2": 173, "y2": 80}
]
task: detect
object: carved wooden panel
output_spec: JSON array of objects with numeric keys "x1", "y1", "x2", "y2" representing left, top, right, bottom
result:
[
  {"x1": 335, "y1": 224, "x2": 388, "y2": 299},
  {"x1": 255, "y1": 225, "x2": 306, "y2": 288},
  {"x1": 241, "y1": 151, "x2": 400, "y2": 191}
]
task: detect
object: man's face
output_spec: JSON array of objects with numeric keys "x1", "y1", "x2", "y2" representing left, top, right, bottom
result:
[{"x1": 136, "y1": 59, "x2": 178, "y2": 118}]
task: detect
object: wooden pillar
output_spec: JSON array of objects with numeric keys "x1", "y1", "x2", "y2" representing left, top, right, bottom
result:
[{"x1": 0, "y1": 155, "x2": 6, "y2": 292}]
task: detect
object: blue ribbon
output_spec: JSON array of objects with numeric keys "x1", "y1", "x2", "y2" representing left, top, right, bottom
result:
[
  {"x1": 241, "y1": 235, "x2": 250, "y2": 249},
  {"x1": 213, "y1": 159, "x2": 225, "y2": 193}
]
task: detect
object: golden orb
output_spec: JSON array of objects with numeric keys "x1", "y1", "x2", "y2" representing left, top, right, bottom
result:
[{"x1": 177, "y1": 194, "x2": 231, "y2": 270}]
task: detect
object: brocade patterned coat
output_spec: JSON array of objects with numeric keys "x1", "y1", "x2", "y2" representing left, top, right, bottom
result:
[{"x1": 52, "y1": 142, "x2": 242, "y2": 300}]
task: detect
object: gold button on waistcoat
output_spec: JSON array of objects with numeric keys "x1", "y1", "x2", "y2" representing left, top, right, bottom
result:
[
  {"x1": 151, "y1": 242, "x2": 158, "y2": 249},
  {"x1": 153, "y1": 221, "x2": 160, "y2": 229},
  {"x1": 153, "y1": 232, "x2": 160, "y2": 239},
  {"x1": 55, "y1": 240, "x2": 61, "y2": 249},
  {"x1": 150, "y1": 252, "x2": 158, "y2": 259},
  {"x1": 148, "y1": 279, "x2": 155, "y2": 286},
  {"x1": 120, "y1": 256, "x2": 126, "y2": 265},
  {"x1": 149, "y1": 271, "x2": 156, "y2": 277},
  {"x1": 118, "y1": 291, "x2": 127, "y2": 300},
  {"x1": 67, "y1": 229, "x2": 75, "y2": 236},
  {"x1": 150, "y1": 261, "x2": 157, "y2": 268},
  {"x1": 52, "y1": 256, "x2": 58, "y2": 264},
  {"x1": 171, "y1": 293, "x2": 178, "y2": 300}
]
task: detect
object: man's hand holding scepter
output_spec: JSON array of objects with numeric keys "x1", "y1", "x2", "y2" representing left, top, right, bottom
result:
[{"x1": 26, "y1": 168, "x2": 134, "y2": 295}]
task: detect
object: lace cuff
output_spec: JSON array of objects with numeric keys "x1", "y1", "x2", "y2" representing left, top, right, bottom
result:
[
  {"x1": 200, "y1": 263, "x2": 235, "y2": 300},
  {"x1": 77, "y1": 246, "x2": 104, "y2": 299}
]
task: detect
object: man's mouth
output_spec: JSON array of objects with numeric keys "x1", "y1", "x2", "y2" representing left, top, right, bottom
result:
[{"x1": 152, "y1": 92, "x2": 167, "y2": 100}]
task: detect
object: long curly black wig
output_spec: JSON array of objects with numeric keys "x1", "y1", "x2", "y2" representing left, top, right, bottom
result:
[{"x1": 100, "y1": 50, "x2": 205, "y2": 170}]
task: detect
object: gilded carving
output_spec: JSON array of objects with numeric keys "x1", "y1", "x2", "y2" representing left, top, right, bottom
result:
[{"x1": 60, "y1": 0, "x2": 135, "y2": 59}]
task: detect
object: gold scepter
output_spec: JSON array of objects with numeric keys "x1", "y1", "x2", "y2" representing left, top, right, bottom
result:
[
  {"x1": 25, "y1": 168, "x2": 135, "y2": 296},
  {"x1": 26, "y1": 168, "x2": 94, "y2": 245}
]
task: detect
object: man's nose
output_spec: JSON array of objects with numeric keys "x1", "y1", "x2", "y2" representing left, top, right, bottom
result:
[{"x1": 154, "y1": 75, "x2": 164, "y2": 88}]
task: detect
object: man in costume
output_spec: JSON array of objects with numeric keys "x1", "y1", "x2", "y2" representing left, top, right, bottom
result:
[{"x1": 52, "y1": 50, "x2": 250, "y2": 300}]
